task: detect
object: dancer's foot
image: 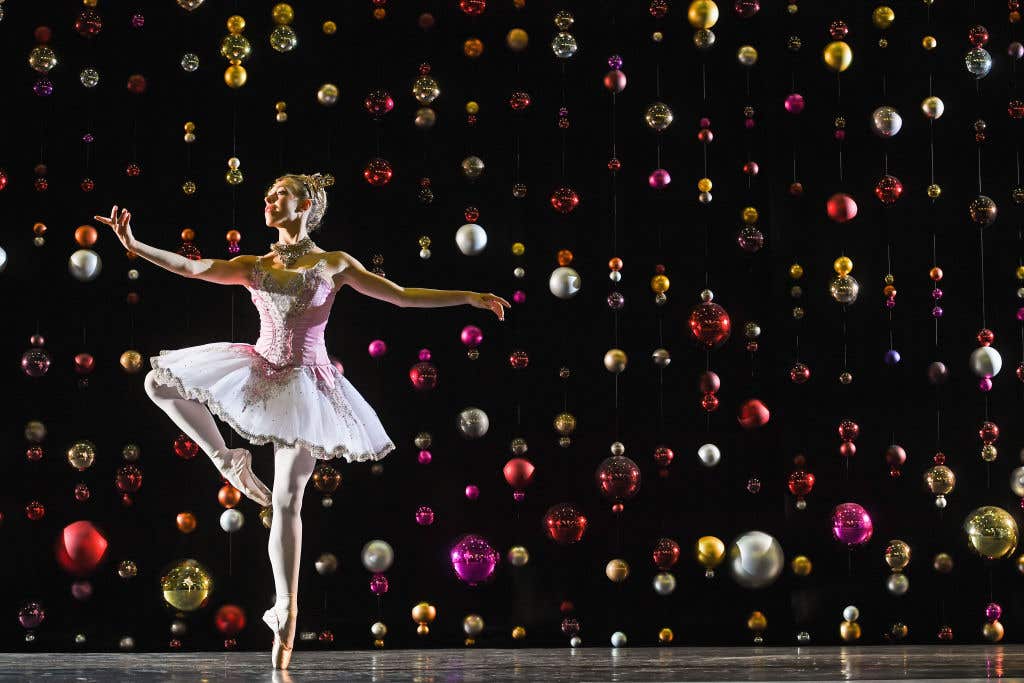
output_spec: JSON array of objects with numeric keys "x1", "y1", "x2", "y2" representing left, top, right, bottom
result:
[
  {"x1": 263, "y1": 604, "x2": 297, "y2": 670},
  {"x1": 210, "y1": 448, "x2": 272, "y2": 507}
]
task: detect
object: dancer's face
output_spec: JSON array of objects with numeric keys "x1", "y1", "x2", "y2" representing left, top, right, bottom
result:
[{"x1": 264, "y1": 181, "x2": 311, "y2": 228}]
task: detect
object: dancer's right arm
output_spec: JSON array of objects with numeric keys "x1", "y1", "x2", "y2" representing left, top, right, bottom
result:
[{"x1": 94, "y1": 205, "x2": 253, "y2": 285}]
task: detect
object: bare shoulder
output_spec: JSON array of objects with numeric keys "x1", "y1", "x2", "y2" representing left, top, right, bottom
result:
[{"x1": 326, "y1": 250, "x2": 364, "y2": 270}]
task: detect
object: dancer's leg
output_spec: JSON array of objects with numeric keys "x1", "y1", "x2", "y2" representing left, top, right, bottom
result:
[
  {"x1": 144, "y1": 369, "x2": 227, "y2": 456},
  {"x1": 144, "y1": 369, "x2": 271, "y2": 505},
  {"x1": 267, "y1": 443, "x2": 317, "y2": 646}
]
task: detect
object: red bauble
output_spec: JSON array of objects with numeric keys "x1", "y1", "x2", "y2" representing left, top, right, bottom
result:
[
  {"x1": 652, "y1": 537, "x2": 681, "y2": 570},
  {"x1": 173, "y1": 434, "x2": 199, "y2": 460},
  {"x1": 543, "y1": 503, "x2": 587, "y2": 544},
  {"x1": 550, "y1": 186, "x2": 580, "y2": 214},
  {"x1": 874, "y1": 174, "x2": 903, "y2": 205},
  {"x1": 55, "y1": 520, "x2": 108, "y2": 576},
  {"x1": 595, "y1": 456, "x2": 641, "y2": 502},
  {"x1": 364, "y1": 90, "x2": 394, "y2": 116},
  {"x1": 364, "y1": 158, "x2": 393, "y2": 186},
  {"x1": 509, "y1": 91, "x2": 532, "y2": 110},
  {"x1": 459, "y1": 0, "x2": 486, "y2": 15},
  {"x1": 409, "y1": 361, "x2": 438, "y2": 390},
  {"x1": 115, "y1": 464, "x2": 143, "y2": 493},
  {"x1": 214, "y1": 604, "x2": 247, "y2": 637},
  {"x1": 838, "y1": 419, "x2": 860, "y2": 441},
  {"x1": 839, "y1": 441, "x2": 856, "y2": 457},
  {"x1": 653, "y1": 445, "x2": 674, "y2": 467},
  {"x1": 0, "y1": 169, "x2": 8, "y2": 191},
  {"x1": 826, "y1": 192, "x2": 858, "y2": 222},
  {"x1": 74, "y1": 353, "x2": 95, "y2": 375},
  {"x1": 701, "y1": 392, "x2": 719, "y2": 412},
  {"x1": 603, "y1": 70, "x2": 627, "y2": 93},
  {"x1": 789, "y1": 362, "x2": 811, "y2": 383},
  {"x1": 788, "y1": 470, "x2": 816, "y2": 497},
  {"x1": 885, "y1": 444, "x2": 907, "y2": 468},
  {"x1": 503, "y1": 458, "x2": 535, "y2": 489},
  {"x1": 699, "y1": 370, "x2": 721, "y2": 393},
  {"x1": 74, "y1": 10, "x2": 103, "y2": 38},
  {"x1": 737, "y1": 398, "x2": 770, "y2": 430},
  {"x1": 688, "y1": 302, "x2": 732, "y2": 349}
]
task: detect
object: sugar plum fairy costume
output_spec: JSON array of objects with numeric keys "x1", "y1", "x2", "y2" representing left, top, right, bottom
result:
[{"x1": 148, "y1": 247, "x2": 396, "y2": 463}]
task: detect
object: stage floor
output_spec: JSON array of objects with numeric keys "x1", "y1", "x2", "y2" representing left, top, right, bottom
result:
[{"x1": 0, "y1": 645, "x2": 1019, "y2": 681}]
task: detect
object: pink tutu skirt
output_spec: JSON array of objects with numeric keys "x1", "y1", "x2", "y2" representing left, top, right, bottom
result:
[{"x1": 149, "y1": 342, "x2": 395, "y2": 463}]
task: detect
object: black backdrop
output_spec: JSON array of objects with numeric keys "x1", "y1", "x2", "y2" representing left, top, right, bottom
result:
[{"x1": 4, "y1": 0, "x2": 1024, "y2": 651}]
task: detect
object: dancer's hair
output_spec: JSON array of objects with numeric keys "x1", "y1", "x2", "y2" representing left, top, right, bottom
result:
[{"x1": 275, "y1": 173, "x2": 329, "y2": 232}]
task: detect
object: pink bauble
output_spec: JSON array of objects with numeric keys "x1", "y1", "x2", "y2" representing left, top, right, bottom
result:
[
  {"x1": 417, "y1": 450, "x2": 432, "y2": 464},
  {"x1": 784, "y1": 93, "x2": 805, "y2": 114},
  {"x1": 513, "y1": 290, "x2": 526, "y2": 304},
  {"x1": 465, "y1": 484, "x2": 480, "y2": 500},
  {"x1": 368, "y1": 339, "x2": 387, "y2": 358},
  {"x1": 461, "y1": 325, "x2": 483, "y2": 348},
  {"x1": 649, "y1": 168, "x2": 671, "y2": 189},
  {"x1": 831, "y1": 502, "x2": 873, "y2": 546},
  {"x1": 450, "y1": 534, "x2": 499, "y2": 586},
  {"x1": 418, "y1": 348, "x2": 432, "y2": 362}
]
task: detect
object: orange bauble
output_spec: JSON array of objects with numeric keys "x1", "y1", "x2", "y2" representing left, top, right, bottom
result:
[
  {"x1": 75, "y1": 225, "x2": 98, "y2": 246},
  {"x1": 218, "y1": 484, "x2": 241, "y2": 508},
  {"x1": 176, "y1": 512, "x2": 197, "y2": 533}
]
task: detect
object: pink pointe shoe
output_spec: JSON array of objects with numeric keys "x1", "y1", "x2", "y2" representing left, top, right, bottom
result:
[
  {"x1": 210, "y1": 447, "x2": 272, "y2": 507},
  {"x1": 263, "y1": 605, "x2": 297, "y2": 670}
]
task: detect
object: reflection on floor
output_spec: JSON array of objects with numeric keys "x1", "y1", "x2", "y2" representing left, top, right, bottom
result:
[{"x1": 0, "y1": 645, "x2": 1018, "y2": 681}]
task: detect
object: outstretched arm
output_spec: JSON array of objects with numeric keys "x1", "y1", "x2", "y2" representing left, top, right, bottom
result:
[
  {"x1": 336, "y1": 251, "x2": 510, "y2": 320},
  {"x1": 94, "y1": 205, "x2": 253, "y2": 285}
]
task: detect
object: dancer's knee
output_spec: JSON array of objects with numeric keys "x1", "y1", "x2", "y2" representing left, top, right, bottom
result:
[
  {"x1": 144, "y1": 369, "x2": 181, "y2": 401},
  {"x1": 272, "y1": 487, "x2": 303, "y2": 515}
]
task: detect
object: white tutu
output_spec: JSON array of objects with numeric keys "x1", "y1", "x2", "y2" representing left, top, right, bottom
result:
[{"x1": 149, "y1": 341, "x2": 396, "y2": 463}]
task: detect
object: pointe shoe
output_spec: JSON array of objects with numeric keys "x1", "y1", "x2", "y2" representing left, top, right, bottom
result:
[
  {"x1": 263, "y1": 605, "x2": 297, "y2": 670},
  {"x1": 211, "y1": 448, "x2": 272, "y2": 507}
]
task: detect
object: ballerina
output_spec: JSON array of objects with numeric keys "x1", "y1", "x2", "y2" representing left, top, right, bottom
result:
[{"x1": 94, "y1": 172, "x2": 509, "y2": 670}]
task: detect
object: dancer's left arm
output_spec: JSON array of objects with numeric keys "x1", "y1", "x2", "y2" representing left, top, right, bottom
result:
[{"x1": 332, "y1": 251, "x2": 510, "y2": 320}]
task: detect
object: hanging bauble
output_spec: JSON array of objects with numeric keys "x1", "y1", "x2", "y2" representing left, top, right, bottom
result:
[
  {"x1": 823, "y1": 41, "x2": 853, "y2": 72},
  {"x1": 688, "y1": 300, "x2": 731, "y2": 349},
  {"x1": 874, "y1": 175, "x2": 903, "y2": 205},
  {"x1": 550, "y1": 186, "x2": 580, "y2": 214},
  {"x1": 644, "y1": 102, "x2": 674, "y2": 131},
  {"x1": 969, "y1": 195, "x2": 997, "y2": 226},
  {"x1": 826, "y1": 193, "x2": 858, "y2": 222},
  {"x1": 364, "y1": 158, "x2": 393, "y2": 186},
  {"x1": 871, "y1": 106, "x2": 902, "y2": 137},
  {"x1": 965, "y1": 48, "x2": 993, "y2": 78}
]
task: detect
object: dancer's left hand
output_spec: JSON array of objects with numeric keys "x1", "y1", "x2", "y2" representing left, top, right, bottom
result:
[{"x1": 467, "y1": 292, "x2": 511, "y2": 321}]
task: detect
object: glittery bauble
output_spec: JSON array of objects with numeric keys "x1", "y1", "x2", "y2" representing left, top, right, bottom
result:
[
  {"x1": 413, "y1": 75, "x2": 440, "y2": 104},
  {"x1": 688, "y1": 301, "x2": 731, "y2": 349},
  {"x1": 965, "y1": 48, "x2": 993, "y2": 78},
  {"x1": 595, "y1": 456, "x2": 641, "y2": 502},
  {"x1": 80, "y1": 68, "x2": 100, "y2": 88},
  {"x1": 963, "y1": 506, "x2": 1018, "y2": 559},
  {"x1": 831, "y1": 502, "x2": 873, "y2": 546},
  {"x1": 543, "y1": 503, "x2": 587, "y2": 544},
  {"x1": 969, "y1": 195, "x2": 997, "y2": 226},
  {"x1": 364, "y1": 158, "x2": 393, "y2": 186},
  {"x1": 551, "y1": 32, "x2": 578, "y2": 59},
  {"x1": 220, "y1": 34, "x2": 251, "y2": 62},
  {"x1": 830, "y1": 275, "x2": 860, "y2": 304},
  {"x1": 644, "y1": 102, "x2": 674, "y2": 131},
  {"x1": 270, "y1": 25, "x2": 298, "y2": 52},
  {"x1": 550, "y1": 186, "x2": 580, "y2": 214},
  {"x1": 160, "y1": 559, "x2": 213, "y2": 612},
  {"x1": 875, "y1": 175, "x2": 903, "y2": 205},
  {"x1": 29, "y1": 46, "x2": 58, "y2": 74}
]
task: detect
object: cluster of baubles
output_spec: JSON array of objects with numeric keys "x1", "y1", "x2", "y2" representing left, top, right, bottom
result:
[{"x1": 220, "y1": 15, "x2": 251, "y2": 88}]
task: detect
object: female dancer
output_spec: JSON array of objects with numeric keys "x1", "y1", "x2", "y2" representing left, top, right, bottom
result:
[{"x1": 94, "y1": 173, "x2": 509, "y2": 669}]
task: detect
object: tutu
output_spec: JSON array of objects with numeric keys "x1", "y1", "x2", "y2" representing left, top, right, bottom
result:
[{"x1": 149, "y1": 256, "x2": 395, "y2": 463}]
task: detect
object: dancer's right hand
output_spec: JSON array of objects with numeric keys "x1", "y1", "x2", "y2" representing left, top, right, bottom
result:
[{"x1": 93, "y1": 205, "x2": 136, "y2": 250}]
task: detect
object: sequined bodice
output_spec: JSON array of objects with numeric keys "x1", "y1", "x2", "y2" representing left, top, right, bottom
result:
[{"x1": 246, "y1": 257, "x2": 337, "y2": 367}]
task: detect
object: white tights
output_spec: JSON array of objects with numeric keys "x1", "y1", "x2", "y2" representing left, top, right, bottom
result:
[{"x1": 143, "y1": 370, "x2": 316, "y2": 622}]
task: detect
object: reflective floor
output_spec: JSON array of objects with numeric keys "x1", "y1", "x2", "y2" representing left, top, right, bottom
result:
[{"x1": 0, "y1": 645, "x2": 1019, "y2": 681}]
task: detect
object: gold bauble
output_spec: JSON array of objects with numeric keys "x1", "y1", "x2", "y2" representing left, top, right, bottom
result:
[
  {"x1": 747, "y1": 611, "x2": 767, "y2": 632},
  {"x1": 272, "y1": 3, "x2": 294, "y2": 25},
  {"x1": 512, "y1": 242, "x2": 525, "y2": 256},
  {"x1": 511, "y1": 626, "x2": 526, "y2": 639},
  {"x1": 981, "y1": 444, "x2": 998, "y2": 462},
  {"x1": 687, "y1": 0, "x2": 719, "y2": 29},
  {"x1": 553, "y1": 412, "x2": 576, "y2": 435},
  {"x1": 413, "y1": 76, "x2": 441, "y2": 105},
  {"x1": 696, "y1": 536, "x2": 725, "y2": 569},
  {"x1": 823, "y1": 41, "x2": 853, "y2": 72},
  {"x1": 651, "y1": 274, "x2": 670, "y2": 293},
  {"x1": 463, "y1": 614, "x2": 484, "y2": 636},
  {"x1": 833, "y1": 256, "x2": 853, "y2": 276},
  {"x1": 884, "y1": 539, "x2": 911, "y2": 571},
  {"x1": 921, "y1": 95, "x2": 944, "y2": 119},
  {"x1": 416, "y1": 623, "x2": 429, "y2": 635},
  {"x1": 160, "y1": 559, "x2": 213, "y2": 612},
  {"x1": 839, "y1": 620, "x2": 861, "y2": 641},
  {"x1": 925, "y1": 465, "x2": 955, "y2": 495},
  {"x1": 698, "y1": 177, "x2": 713, "y2": 192},
  {"x1": 1017, "y1": 554, "x2": 1024, "y2": 574},
  {"x1": 226, "y1": 15, "x2": 245, "y2": 34},
  {"x1": 259, "y1": 506, "x2": 273, "y2": 529},
  {"x1": 644, "y1": 102, "x2": 674, "y2": 132},
  {"x1": 791, "y1": 555, "x2": 812, "y2": 576},
  {"x1": 507, "y1": 545, "x2": 529, "y2": 566},
  {"x1": 120, "y1": 349, "x2": 143, "y2": 373},
  {"x1": 411, "y1": 602, "x2": 436, "y2": 623},
  {"x1": 790, "y1": 263, "x2": 804, "y2": 279},
  {"x1": 742, "y1": 206, "x2": 759, "y2": 224},
  {"x1": 603, "y1": 349, "x2": 628, "y2": 373},
  {"x1": 933, "y1": 552, "x2": 954, "y2": 573},
  {"x1": 317, "y1": 83, "x2": 339, "y2": 105},
  {"x1": 922, "y1": 35, "x2": 937, "y2": 50},
  {"x1": 983, "y1": 620, "x2": 1005, "y2": 642},
  {"x1": 507, "y1": 28, "x2": 529, "y2": 52},
  {"x1": 737, "y1": 45, "x2": 758, "y2": 67},
  {"x1": 67, "y1": 440, "x2": 97, "y2": 471},
  {"x1": 323, "y1": 20, "x2": 337, "y2": 35},
  {"x1": 927, "y1": 183, "x2": 942, "y2": 200},
  {"x1": 465, "y1": 101, "x2": 479, "y2": 115},
  {"x1": 872, "y1": 7, "x2": 895, "y2": 30},
  {"x1": 964, "y1": 506, "x2": 1018, "y2": 559},
  {"x1": 658, "y1": 627, "x2": 673, "y2": 643},
  {"x1": 605, "y1": 558, "x2": 630, "y2": 582},
  {"x1": 224, "y1": 64, "x2": 247, "y2": 88}
]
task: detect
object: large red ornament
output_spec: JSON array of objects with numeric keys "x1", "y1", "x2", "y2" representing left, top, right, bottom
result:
[
  {"x1": 737, "y1": 398, "x2": 770, "y2": 430},
  {"x1": 215, "y1": 604, "x2": 247, "y2": 636},
  {"x1": 688, "y1": 302, "x2": 732, "y2": 349},
  {"x1": 364, "y1": 158, "x2": 393, "y2": 186},
  {"x1": 543, "y1": 503, "x2": 587, "y2": 544},
  {"x1": 787, "y1": 470, "x2": 816, "y2": 497},
  {"x1": 595, "y1": 456, "x2": 641, "y2": 503},
  {"x1": 826, "y1": 192, "x2": 858, "y2": 222},
  {"x1": 874, "y1": 174, "x2": 903, "y2": 205},
  {"x1": 550, "y1": 186, "x2": 580, "y2": 214},
  {"x1": 173, "y1": 434, "x2": 198, "y2": 460},
  {"x1": 652, "y1": 537, "x2": 680, "y2": 570},
  {"x1": 503, "y1": 458, "x2": 535, "y2": 489},
  {"x1": 55, "y1": 520, "x2": 108, "y2": 576}
]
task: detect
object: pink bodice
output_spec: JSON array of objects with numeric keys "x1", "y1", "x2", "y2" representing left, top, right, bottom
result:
[{"x1": 246, "y1": 257, "x2": 338, "y2": 368}]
